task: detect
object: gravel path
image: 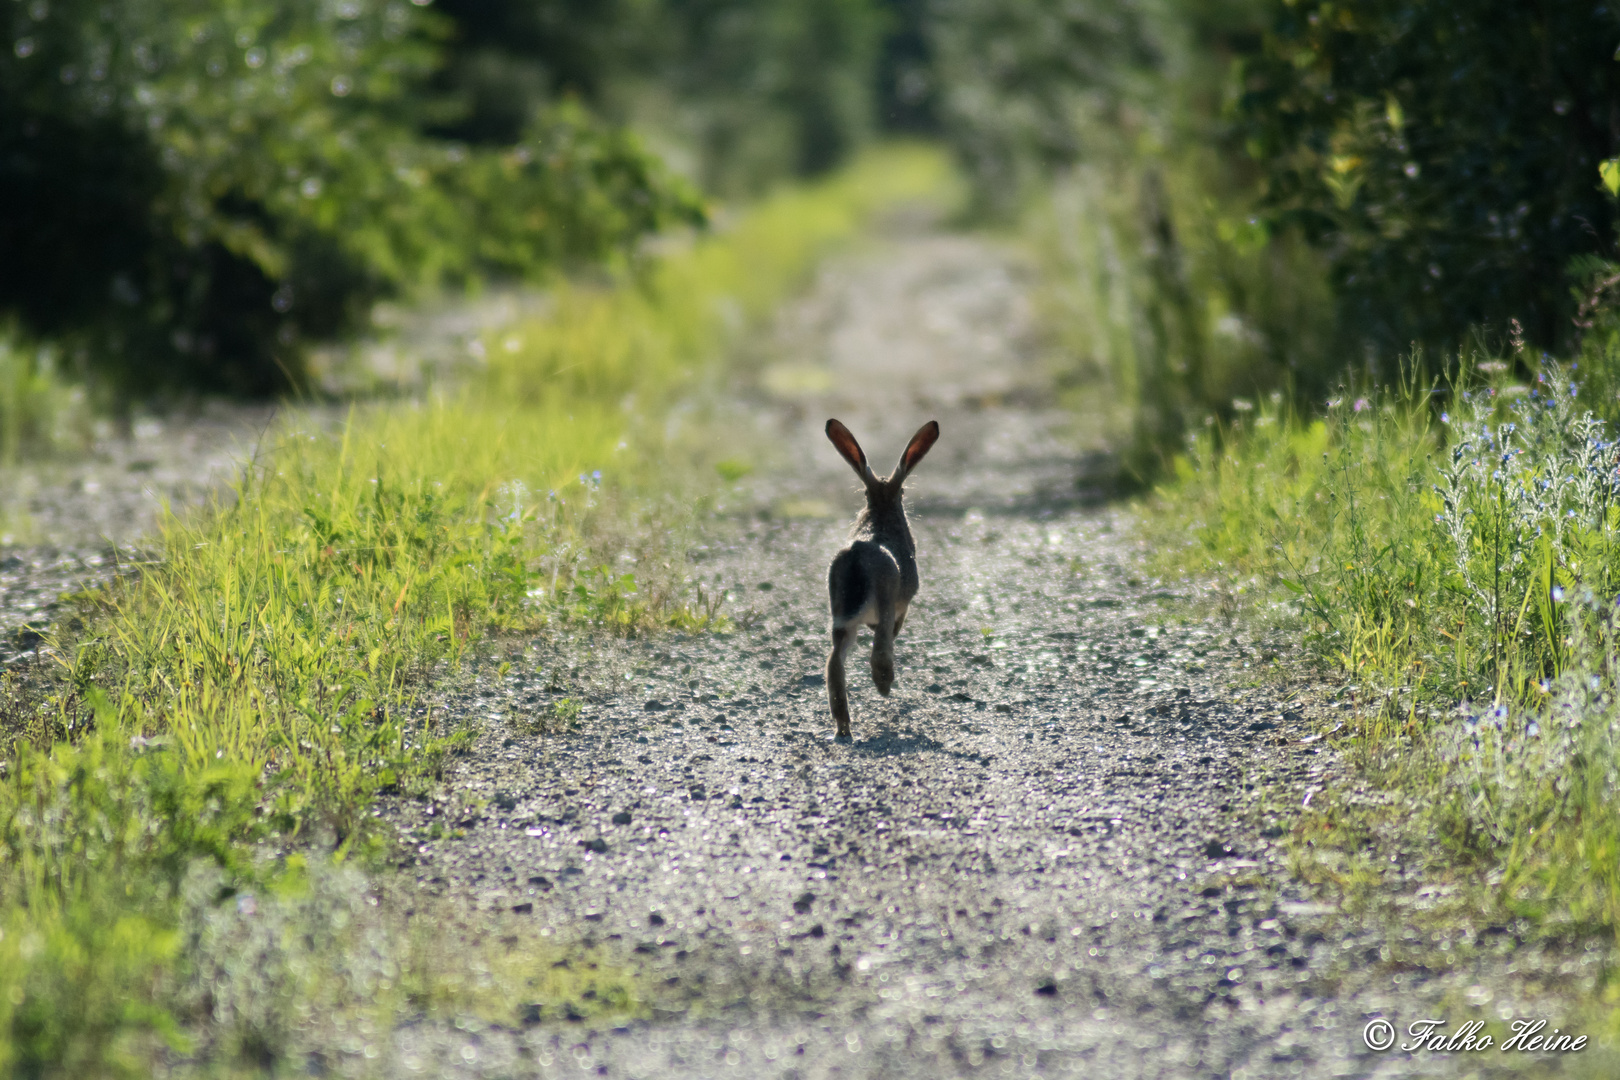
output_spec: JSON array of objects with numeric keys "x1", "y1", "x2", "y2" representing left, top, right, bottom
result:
[{"x1": 380, "y1": 231, "x2": 1602, "y2": 1078}]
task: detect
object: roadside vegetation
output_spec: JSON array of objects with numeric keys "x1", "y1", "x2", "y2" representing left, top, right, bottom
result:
[
  {"x1": 998, "y1": 0, "x2": 1620, "y2": 1029},
  {"x1": 1140, "y1": 346, "x2": 1620, "y2": 1027},
  {"x1": 0, "y1": 145, "x2": 953, "y2": 1075},
  {"x1": 1092, "y1": 1, "x2": 1620, "y2": 1034}
]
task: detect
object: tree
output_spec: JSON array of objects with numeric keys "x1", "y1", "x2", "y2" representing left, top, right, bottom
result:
[{"x1": 1236, "y1": 0, "x2": 1620, "y2": 360}]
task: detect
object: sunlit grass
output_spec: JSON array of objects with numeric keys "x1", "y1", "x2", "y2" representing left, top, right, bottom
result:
[
  {"x1": 0, "y1": 329, "x2": 88, "y2": 469},
  {"x1": 1145, "y1": 359, "x2": 1620, "y2": 1015},
  {"x1": 0, "y1": 143, "x2": 958, "y2": 1076}
]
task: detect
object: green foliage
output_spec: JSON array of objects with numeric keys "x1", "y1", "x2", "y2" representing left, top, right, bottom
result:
[
  {"x1": 624, "y1": 0, "x2": 887, "y2": 195},
  {"x1": 425, "y1": 0, "x2": 638, "y2": 144},
  {"x1": 0, "y1": 330, "x2": 86, "y2": 466},
  {"x1": 1032, "y1": 141, "x2": 1339, "y2": 476},
  {"x1": 873, "y1": 0, "x2": 935, "y2": 134},
  {"x1": 926, "y1": 0, "x2": 1164, "y2": 215},
  {"x1": 1236, "y1": 0, "x2": 1620, "y2": 359},
  {"x1": 0, "y1": 0, "x2": 700, "y2": 396},
  {"x1": 0, "y1": 734, "x2": 260, "y2": 1077},
  {"x1": 714, "y1": 457, "x2": 752, "y2": 482},
  {"x1": 999, "y1": 0, "x2": 1344, "y2": 472},
  {"x1": 416, "y1": 0, "x2": 893, "y2": 192}
]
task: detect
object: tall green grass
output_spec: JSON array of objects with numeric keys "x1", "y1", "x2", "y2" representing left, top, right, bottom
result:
[
  {"x1": 0, "y1": 143, "x2": 956, "y2": 1076},
  {"x1": 1028, "y1": 130, "x2": 1339, "y2": 474},
  {"x1": 0, "y1": 331, "x2": 86, "y2": 467},
  {"x1": 1147, "y1": 357, "x2": 1620, "y2": 964}
]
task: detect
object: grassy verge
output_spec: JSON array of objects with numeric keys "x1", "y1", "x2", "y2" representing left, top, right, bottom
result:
[
  {"x1": 0, "y1": 143, "x2": 957, "y2": 1076},
  {"x1": 1145, "y1": 357, "x2": 1620, "y2": 1012},
  {"x1": 1024, "y1": 123, "x2": 1338, "y2": 476},
  {"x1": 0, "y1": 331, "x2": 88, "y2": 471}
]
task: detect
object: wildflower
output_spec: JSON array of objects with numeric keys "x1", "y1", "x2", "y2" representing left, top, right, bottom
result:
[
  {"x1": 1353, "y1": 398, "x2": 1368, "y2": 412},
  {"x1": 1550, "y1": 586, "x2": 1565, "y2": 602}
]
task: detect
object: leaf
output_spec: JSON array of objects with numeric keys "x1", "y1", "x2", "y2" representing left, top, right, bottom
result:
[
  {"x1": 1602, "y1": 158, "x2": 1620, "y2": 198},
  {"x1": 715, "y1": 458, "x2": 753, "y2": 482}
]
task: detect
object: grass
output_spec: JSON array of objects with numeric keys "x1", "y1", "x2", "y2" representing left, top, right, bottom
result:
[
  {"x1": 1025, "y1": 126, "x2": 1339, "y2": 475},
  {"x1": 1144, "y1": 354, "x2": 1620, "y2": 1025},
  {"x1": 0, "y1": 142, "x2": 958, "y2": 1076},
  {"x1": 0, "y1": 329, "x2": 89, "y2": 470}
]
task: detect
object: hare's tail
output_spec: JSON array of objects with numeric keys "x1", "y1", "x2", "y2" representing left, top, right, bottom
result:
[{"x1": 828, "y1": 548, "x2": 868, "y2": 626}]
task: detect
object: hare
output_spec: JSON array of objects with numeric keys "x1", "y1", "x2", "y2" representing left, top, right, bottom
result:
[{"x1": 823, "y1": 418, "x2": 940, "y2": 740}]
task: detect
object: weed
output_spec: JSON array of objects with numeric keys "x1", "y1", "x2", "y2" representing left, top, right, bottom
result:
[{"x1": 0, "y1": 329, "x2": 86, "y2": 467}]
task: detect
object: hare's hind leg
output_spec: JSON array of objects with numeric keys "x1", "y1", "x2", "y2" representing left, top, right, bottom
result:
[
  {"x1": 827, "y1": 625, "x2": 855, "y2": 739},
  {"x1": 870, "y1": 596, "x2": 896, "y2": 697}
]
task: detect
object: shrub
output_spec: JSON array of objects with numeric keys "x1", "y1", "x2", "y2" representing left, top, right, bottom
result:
[
  {"x1": 0, "y1": 0, "x2": 700, "y2": 396},
  {"x1": 1236, "y1": 0, "x2": 1620, "y2": 360}
]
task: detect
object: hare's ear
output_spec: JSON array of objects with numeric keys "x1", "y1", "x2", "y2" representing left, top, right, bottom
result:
[
  {"x1": 825, "y1": 419, "x2": 873, "y2": 481},
  {"x1": 894, "y1": 420, "x2": 939, "y2": 481}
]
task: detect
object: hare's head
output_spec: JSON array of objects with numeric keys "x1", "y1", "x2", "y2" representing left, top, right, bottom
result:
[{"x1": 825, "y1": 419, "x2": 939, "y2": 515}]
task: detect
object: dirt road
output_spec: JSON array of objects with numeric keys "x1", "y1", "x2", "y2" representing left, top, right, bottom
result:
[{"x1": 382, "y1": 228, "x2": 1597, "y2": 1078}]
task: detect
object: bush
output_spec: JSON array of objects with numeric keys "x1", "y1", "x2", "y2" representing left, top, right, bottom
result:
[
  {"x1": 0, "y1": 0, "x2": 700, "y2": 397},
  {"x1": 1236, "y1": 0, "x2": 1620, "y2": 361}
]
